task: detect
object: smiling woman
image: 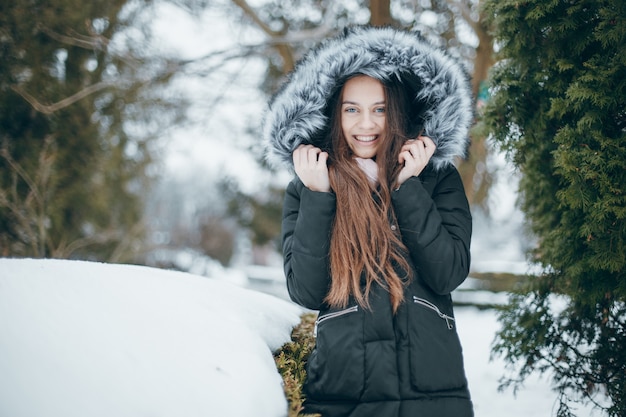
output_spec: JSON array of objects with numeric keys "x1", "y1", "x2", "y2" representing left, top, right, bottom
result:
[{"x1": 265, "y1": 26, "x2": 475, "y2": 417}]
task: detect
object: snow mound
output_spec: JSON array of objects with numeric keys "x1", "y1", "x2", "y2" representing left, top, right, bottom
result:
[{"x1": 0, "y1": 258, "x2": 303, "y2": 417}]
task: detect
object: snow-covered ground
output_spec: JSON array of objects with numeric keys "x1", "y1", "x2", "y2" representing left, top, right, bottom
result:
[
  {"x1": 0, "y1": 259, "x2": 301, "y2": 417},
  {"x1": 0, "y1": 258, "x2": 600, "y2": 417},
  {"x1": 457, "y1": 308, "x2": 598, "y2": 417}
]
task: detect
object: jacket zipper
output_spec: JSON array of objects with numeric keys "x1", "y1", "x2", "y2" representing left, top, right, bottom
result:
[
  {"x1": 412, "y1": 296, "x2": 455, "y2": 330},
  {"x1": 314, "y1": 305, "x2": 359, "y2": 337}
]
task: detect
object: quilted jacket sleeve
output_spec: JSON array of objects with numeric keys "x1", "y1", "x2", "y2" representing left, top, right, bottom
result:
[
  {"x1": 392, "y1": 165, "x2": 472, "y2": 295},
  {"x1": 281, "y1": 178, "x2": 336, "y2": 310}
]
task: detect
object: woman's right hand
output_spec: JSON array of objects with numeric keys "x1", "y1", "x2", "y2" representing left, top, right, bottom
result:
[{"x1": 293, "y1": 144, "x2": 331, "y2": 193}]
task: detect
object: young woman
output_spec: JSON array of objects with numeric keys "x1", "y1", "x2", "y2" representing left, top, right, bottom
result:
[{"x1": 264, "y1": 26, "x2": 474, "y2": 417}]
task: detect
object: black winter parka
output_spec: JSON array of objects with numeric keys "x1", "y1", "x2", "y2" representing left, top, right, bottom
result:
[{"x1": 281, "y1": 165, "x2": 473, "y2": 417}]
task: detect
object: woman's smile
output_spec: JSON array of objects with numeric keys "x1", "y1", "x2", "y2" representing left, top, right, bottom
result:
[{"x1": 354, "y1": 135, "x2": 378, "y2": 142}]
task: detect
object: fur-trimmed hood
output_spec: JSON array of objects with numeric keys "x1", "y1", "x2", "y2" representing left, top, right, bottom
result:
[{"x1": 263, "y1": 25, "x2": 474, "y2": 171}]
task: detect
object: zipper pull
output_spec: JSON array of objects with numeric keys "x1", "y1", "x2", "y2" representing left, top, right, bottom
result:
[
  {"x1": 313, "y1": 305, "x2": 359, "y2": 337},
  {"x1": 413, "y1": 295, "x2": 455, "y2": 330}
]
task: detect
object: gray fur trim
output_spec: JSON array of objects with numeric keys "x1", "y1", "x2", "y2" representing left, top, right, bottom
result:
[{"x1": 263, "y1": 26, "x2": 474, "y2": 171}]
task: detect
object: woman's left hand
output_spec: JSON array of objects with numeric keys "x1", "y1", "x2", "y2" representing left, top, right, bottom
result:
[{"x1": 396, "y1": 136, "x2": 436, "y2": 187}]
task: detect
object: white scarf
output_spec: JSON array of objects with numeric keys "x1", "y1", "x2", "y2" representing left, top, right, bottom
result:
[{"x1": 355, "y1": 157, "x2": 378, "y2": 187}]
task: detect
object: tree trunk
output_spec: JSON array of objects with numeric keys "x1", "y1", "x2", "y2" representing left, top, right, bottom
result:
[
  {"x1": 369, "y1": 0, "x2": 394, "y2": 26},
  {"x1": 471, "y1": 17, "x2": 495, "y2": 98},
  {"x1": 457, "y1": 12, "x2": 495, "y2": 209}
]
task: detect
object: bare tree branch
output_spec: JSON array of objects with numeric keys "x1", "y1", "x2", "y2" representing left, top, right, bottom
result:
[
  {"x1": 37, "y1": 24, "x2": 109, "y2": 51},
  {"x1": 11, "y1": 44, "x2": 264, "y2": 115},
  {"x1": 0, "y1": 136, "x2": 57, "y2": 256},
  {"x1": 229, "y1": 0, "x2": 338, "y2": 73},
  {"x1": 231, "y1": 0, "x2": 296, "y2": 72},
  {"x1": 230, "y1": 0, "x2": 280, "y2": 37},
  {"x1": 10, "y1": 81, "x2": 113, "y2": 115},
  {"x1": 1, "y1": 145, "x2": 42, "y2": 206},
  {"x1": 257, "y1": 26, "x2": 335, "y2": 46}
]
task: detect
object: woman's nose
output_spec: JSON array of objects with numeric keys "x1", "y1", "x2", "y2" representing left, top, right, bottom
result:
[{"x1": 358, "y1": 113, "x2": 376, "y2": 128}]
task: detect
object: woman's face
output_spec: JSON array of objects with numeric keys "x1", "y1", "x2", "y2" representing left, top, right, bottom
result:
[{"x1": 340, "y1": 76, "x2": 386, "y2": 159}]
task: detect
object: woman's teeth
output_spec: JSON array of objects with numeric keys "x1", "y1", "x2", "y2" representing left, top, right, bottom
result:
[{"x1": 356, "y1": 135, "x2": 376, "y2": 142}]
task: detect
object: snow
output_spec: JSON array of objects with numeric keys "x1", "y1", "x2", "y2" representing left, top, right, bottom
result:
[
  {"x1": 0, "y1": 258, "x2": 600, "y2": 417},
  {"x1": 0, "y1": 258, "x2": 302, "y2": 417}
]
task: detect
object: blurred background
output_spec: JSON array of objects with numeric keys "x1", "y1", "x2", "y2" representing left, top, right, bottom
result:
[{"x1": 0, "y1": 0, "x2": 523, "y2": 278}]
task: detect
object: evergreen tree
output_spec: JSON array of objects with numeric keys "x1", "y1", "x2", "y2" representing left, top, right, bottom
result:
[
  {"x1": 481, "y1": 0, "x2": 626, "y2": 415},
  {"x1": 0, "y1": 1, "x2": 184, "y2": 261}
]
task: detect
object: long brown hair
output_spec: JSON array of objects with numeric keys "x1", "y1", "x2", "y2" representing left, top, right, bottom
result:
[{"x1": 325, "y1": 75, "x2": 415, "y2": 313}]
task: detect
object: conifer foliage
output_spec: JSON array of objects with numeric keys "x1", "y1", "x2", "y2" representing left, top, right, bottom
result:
[
  {"x1": 274, "y1": 313, "x2": 319, "y2": 417},
  {"x1": 481, "y1": 1, "x2": 626, "y2": 415}
]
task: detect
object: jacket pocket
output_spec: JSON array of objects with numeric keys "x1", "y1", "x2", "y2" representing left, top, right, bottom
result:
[
  {"x1": 305, "y1": 305, "x2": 365, "y2": 401},
  {"x1": 408, "y1": 296, "x2": 467, "y2": 392}
]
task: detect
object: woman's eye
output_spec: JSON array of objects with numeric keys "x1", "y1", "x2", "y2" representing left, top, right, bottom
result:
[
  {"x1": 374, "y1": 107, "x2": 385, "y2": 113},
  {"x1": 344, "y1": 107, "x2": 358, "y2": 113}
]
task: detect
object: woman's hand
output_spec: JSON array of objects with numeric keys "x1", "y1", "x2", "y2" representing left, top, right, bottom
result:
[
  {"x1": 293, "y1": 144, "x2": 331, "y2": 192},
  {"x1": 396, "y1": 136, "x2": 436, "y2": 187}
]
